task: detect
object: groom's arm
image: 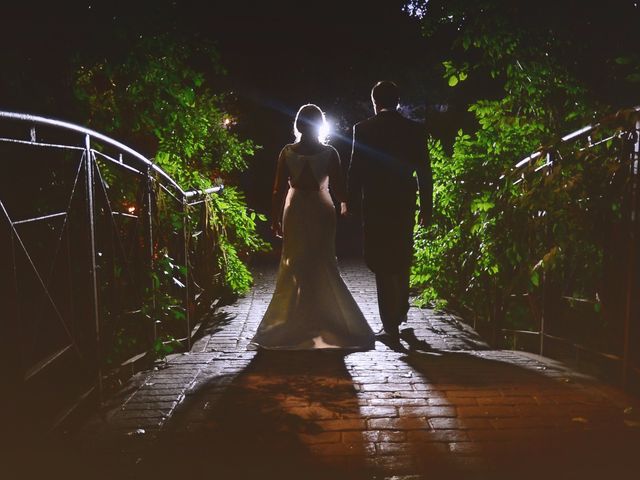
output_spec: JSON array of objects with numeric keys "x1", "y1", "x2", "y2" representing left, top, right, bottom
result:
[
  {"x1": 415, "y1": 126, "x2": 433, "y2": 226},
  {"x1": 348, "y1": 124, "x2": 364, "y2": 217},
  {"x1": 328, "y1": 147, "x2": 348, "y2": 203}
]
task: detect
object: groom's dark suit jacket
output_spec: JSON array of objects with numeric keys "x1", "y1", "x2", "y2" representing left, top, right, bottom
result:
[{"x1": 349, "y1": 110, "x2": 432, "y2": 273}]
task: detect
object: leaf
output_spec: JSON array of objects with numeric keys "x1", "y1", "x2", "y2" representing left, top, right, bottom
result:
[
  {"x1": 626, "y1": 73, "x2": 640, "y2": 83},
  {"x1": 471, "y1": 198, "x2": 495, "y2": 213},
  {"x1": 530, "y1": 270, "x2": 540, "y2": 287},
  {"x1": 615, "y1": 56, "x2": 632, "y2": 65},
  {"x1": 448, "y1": 75, "x2": 459, "y2": 87},
  {"x1": 542, "y1": 246, "x2": 559, "y2": 268}
]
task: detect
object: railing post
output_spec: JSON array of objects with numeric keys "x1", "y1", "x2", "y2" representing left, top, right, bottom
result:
[
  {"x1": 622, "y1": 120, "x2": 639, "y2": 387},
  {"x1": 540, "y1": 270, "x2": 546, "y2": 356},
  {"x1": 146, "y1": 166, "x2": 157, "y2": 347},
  {"x1": 539, "y1": 152, "x2": 554, "y2": 357},
  {"x1": 182, "y1": 196, "x2": 191, "y2": 350},
  {"x1": 491, "y1": 280, "x2": 502, "y2": 347},
  {"x1": 6, "y1": 218, "x2": 23, "y2": 387},
  {"x1": 85, "y1": 135, "x2": 103, "y2": 403}
]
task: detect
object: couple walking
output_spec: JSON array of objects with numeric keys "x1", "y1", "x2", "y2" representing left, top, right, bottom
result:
[{"x1": 251, "y1": 81, "x2": 433, "y2": 351}]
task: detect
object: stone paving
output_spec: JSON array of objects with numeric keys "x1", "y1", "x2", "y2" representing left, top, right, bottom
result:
[{"x1": 15, "y1": 260, "x2": 640, "y2": 479}]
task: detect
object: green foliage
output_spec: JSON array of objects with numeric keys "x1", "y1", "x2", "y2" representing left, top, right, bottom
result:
[
  {"x1": 204, "y1": 186, "x2": 268, "y2": 293},
  {"x1": 74, "y1": 33, "x2": 267, "y2": 298},
  {"x1": 615, "y1": 54, "x2": 640, "y2": 83},
  {"x1": 143, "y1": 250, "x2": 187, "y2": 361},
  {"x1": 75, "y1": 34, "x2": 269, "y2": 362},
  {"x1": 408, "y1": 0, "x2": 638, "y2": 344}
]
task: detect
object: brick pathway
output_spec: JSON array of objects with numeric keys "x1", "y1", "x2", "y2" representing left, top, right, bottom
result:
[{"x1": 20, "y1": 261, "x2": 640, "y2": 479}]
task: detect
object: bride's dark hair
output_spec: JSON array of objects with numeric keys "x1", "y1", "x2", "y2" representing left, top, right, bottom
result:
[{"x1": 293, "y1": 103, "x2": 328, "y2": 143}]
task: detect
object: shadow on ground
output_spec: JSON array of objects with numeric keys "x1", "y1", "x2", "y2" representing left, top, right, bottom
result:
[
  {"x1": 398, "y1": 350, "x2": 640, "y2": 479},
  {"x1": 6, "y1": 346, "x2": 640, "y2": 480},
  {"x1": 140, "y1": 350, "x2": 367, "y2": 479}
]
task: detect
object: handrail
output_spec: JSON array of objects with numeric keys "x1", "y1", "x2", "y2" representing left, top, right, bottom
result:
[
  {"x1": 1, "y1": 110, "x2": 227, "y2": 423},
  {"x1": 0, "y1": 111, "x2": 221, "y2": 199},
  {"x1": 505, "y1": 105, "x2": 640, "y2": 173},
  {"x1": 185, "y1": 185, "x2": 223, "y2": 199},
  {"x1": 495, "y1": 106, "x2": 640, "y2": 388}
]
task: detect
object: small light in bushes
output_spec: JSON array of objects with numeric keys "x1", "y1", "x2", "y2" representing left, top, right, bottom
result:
[{"x1": 127, "y1": 206, "x2": 136, "y2": 214}]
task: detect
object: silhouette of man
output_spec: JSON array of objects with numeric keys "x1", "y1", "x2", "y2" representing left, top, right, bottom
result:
[{"x1": 349, "y1": 81, "x2": 432, "y2": 346}]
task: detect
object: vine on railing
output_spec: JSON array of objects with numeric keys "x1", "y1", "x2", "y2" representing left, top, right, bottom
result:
[
  {"x1": 0, "y1": 111, "x2": 264, "y2": 424},
  {"x1": 412, "y1": 107, "x2": 639, "y2": 387}
]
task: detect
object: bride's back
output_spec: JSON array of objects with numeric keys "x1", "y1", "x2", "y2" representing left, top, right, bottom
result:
[{"x1": 285, "y1": 145, "x2": 331, "y2": 191}]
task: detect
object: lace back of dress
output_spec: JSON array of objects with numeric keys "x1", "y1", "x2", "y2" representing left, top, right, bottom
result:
[{"x1": 287, "y1": 148, "x2": 330, "y2": 190}]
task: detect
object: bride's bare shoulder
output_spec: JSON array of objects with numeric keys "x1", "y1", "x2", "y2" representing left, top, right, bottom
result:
[
  {"x1": 279, "y1": 143, "x2": 296, "y2": 157},
  {"x1": 286, "y1": 143, "x2": 335, "y2": 157}
]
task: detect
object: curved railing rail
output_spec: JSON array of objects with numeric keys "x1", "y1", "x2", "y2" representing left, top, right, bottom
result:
[
  {"x1": 493, "y1": 106, "x2": 640, "y2": 389},
  {"x1": 0, "y1": 111, "x2": 222, "y2": 198},
  {"x1": 0, "y1": 111, "x2": 224, "y2": 428},
  {"x1": 509, "y1": 105, "x2": 640, "y2": 174}
]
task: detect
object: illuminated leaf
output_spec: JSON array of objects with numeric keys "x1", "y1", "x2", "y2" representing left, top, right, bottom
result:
[{"x1": 530, "y1": 270, "x2": 540, "y2": 287}]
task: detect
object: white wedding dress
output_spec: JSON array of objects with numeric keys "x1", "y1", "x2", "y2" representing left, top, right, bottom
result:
[{"x1": 251, "y1": 145, "x2": 375, "y2": 350}]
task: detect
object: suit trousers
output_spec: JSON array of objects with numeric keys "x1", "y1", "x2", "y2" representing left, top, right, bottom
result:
[{"x1": 375, "y1": 265, "x2": 410, "y2": 334}]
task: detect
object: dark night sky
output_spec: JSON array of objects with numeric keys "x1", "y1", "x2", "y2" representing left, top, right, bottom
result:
[
  {"x1": 2, "y1": 0, "x2": 638, "y2": 250},
  {"x1": 8, "y1": 1, "x2": 637, "y2": 214},
  {"x1": 190, "y1": 1, "x2": 438, "y2": 209},
  {"x1": 1, "y1": 0, "x2": 442, "y2": 214},
  {"x1": 1, "y1": 0, "x2": 436, "y2": 118}
]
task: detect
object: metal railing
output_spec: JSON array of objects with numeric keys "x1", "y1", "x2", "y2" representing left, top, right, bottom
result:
[
  {"x1": 0, "y1": 111, "x2": 222, "y2": 427},
  {"x1": 496, "y1": 106, "x2": 640, "y2": 389}
]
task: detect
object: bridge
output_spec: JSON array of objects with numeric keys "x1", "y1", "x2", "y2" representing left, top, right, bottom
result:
[{"x1": 1, "y1": 110, "x2": 639, "y2": 479}]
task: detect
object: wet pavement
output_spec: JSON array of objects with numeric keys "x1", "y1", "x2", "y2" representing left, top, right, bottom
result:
[{"x1": 11, "y1": 260, "x2": 640, "y2": 479}]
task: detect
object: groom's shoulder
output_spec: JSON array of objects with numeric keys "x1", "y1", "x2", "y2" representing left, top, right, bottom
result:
[
  {"x1": 399, "y1": 116, "x2": 426, "y2": 138},
  {"x1": 354, "y1": 115, "x2": 377, "y2": 131},
  {"x1": 396, "y1": 113, "x2": 423, "y2": 127}
]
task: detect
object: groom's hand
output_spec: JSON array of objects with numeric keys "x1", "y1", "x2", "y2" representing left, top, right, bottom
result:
[
  {"x1": 271, "y1": 221, "x2": 283, "y2": 238},
  {"x1": 340, "y1": 202, "x2": 349, "y2": 217}
]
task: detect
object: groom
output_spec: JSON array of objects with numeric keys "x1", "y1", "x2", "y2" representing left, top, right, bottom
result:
[{"x1": 348, "y1": 81, "x2": 432, "y2": 347}]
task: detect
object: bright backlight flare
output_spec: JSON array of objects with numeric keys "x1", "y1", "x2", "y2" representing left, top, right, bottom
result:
[{"x1": 319, "y1": 118, "x2": 331, "y2": 143}]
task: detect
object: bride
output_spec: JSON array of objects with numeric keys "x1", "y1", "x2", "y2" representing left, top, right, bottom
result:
[{"x1": 251, "y1": 104, "x2": 375, "y2": 350}]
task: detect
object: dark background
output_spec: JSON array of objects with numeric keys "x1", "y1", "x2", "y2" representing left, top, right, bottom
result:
[
  {"x1": 0, "y1": 1, "x2": 460, "y2": 192},
  {"x1": 1, "y1": 0, "x2": 461, "y2": 254},
  {"x1": 2, "y1": 0, "x2": 637, "y2": 250}
]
